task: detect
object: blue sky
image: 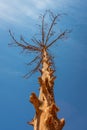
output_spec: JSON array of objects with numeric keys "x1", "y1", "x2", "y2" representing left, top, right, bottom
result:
[{"x1": 0, "y1": 0, "x2": 87, "y2": 130}]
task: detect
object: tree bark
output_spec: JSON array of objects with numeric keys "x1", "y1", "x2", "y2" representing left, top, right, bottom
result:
[{"x1": 28, "y1": 48, "x2": 65, "y2": 130}]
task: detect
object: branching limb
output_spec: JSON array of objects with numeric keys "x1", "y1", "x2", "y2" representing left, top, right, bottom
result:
[
  {"x1": 9, "y1": 11, "x2": 71, "y2": 79},
  {"x1": 47, "y1": 30, "x2": 70, "y2": 48},
  {"x1": 45, "y1": 14, "x2": 59, "y2": 45},
  {"x1": 20, "y1": 35, "x2": 30, "y2": 45},
  {"x1": 24, "y1": 59, "x2": 42, "y2": 78},
  {"x1": 27, "y1": 55, "x2": 40, "y2": 65},
  {"x1": 9, "y1": 30, "x2": 40, "y2": 52},
  {"x1": 31, "y1": 37, "x2": 41, "y2": 47},
  {"x1": 9, "y1": 30, "x2": 27, "y2": 48}
]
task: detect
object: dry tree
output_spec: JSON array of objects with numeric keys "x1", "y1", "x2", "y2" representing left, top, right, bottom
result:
[{"x1": 9, "y1": 10, "x2": 70, "y2": 130}]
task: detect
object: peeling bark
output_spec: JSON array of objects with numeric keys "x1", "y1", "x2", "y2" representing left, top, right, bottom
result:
[{"x1": 28, "y1": 48, "x2": 65, "y2": 130}]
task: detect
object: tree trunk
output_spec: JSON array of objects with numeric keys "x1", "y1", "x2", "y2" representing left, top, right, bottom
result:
[{"x1": 28, "y1": 48, "x2": 65, "y2": 130}]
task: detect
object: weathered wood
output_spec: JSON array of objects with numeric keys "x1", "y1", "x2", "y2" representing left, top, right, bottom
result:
[
  {"x1": 29, "y1": 48, "x2": 65, "y2": 130},
  {"x1": 9, "y1": 10, "x2": 69, "y2": 130}
]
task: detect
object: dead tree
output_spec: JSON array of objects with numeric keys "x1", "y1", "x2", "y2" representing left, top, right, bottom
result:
[{"x1": 9, "y1": 10, "x2": 70, "y2": 130}]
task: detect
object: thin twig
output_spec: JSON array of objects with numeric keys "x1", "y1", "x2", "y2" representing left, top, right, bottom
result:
[
  {"x1": 47, "y1": 30, "x2": 69, "y2": 48},
  {"x1": 45, "y1": 15, "x2": 59, "y2": 45}
]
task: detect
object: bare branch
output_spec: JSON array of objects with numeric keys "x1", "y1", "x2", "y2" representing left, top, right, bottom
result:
[
  {"x1": 31, "y1": 37, "x2": 41, "y2": 47},
  {"x1": 27, "y1": 55, "x2": 40, "y2": 65},
  {"x1": 20, "y1": 35, "x2": 31, "y2": 46},
  {"x1": 20, "y1": 35, "x2": 29, "y2": 45},
  {"x1": 9, "y1": 11, "x2": 71, "y2": 78},
  {"x1": 9, "y1": 30, "x2": 40, "y2": 52},
  {"x1": 9, "y1": 30, "x2": 27, "y2": 48},
  {"x1": 47, "y1": 30, "x2": 70, "y2": 48},
  {"x1": 42, "y1": 15, "x2": 45, "y2": 44},
  {"x1": 24, "y1": 59, "x2": 42, "y2": 78},
  {"x1": 45, "y1": 14, "x2": 59, "y2": 45},
  {"x1": 41, "y1": 11, "x2": 48, "y2": 44}
]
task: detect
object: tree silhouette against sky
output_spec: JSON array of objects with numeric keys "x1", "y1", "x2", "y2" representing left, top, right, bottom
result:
[{"x1": 9, "y1": 10, "x2": 70, "y2": 130}]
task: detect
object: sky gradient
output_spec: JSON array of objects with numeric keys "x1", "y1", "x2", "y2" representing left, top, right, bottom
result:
[{"x1": 0, "y1": 0, "x2": 87, "y2": 130}]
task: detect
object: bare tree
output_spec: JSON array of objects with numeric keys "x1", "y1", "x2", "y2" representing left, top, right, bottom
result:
[{"x1": 9, "y1": 10, "x2": 70, "y2": 130}]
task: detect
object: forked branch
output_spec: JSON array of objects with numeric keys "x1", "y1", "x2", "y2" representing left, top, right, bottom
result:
[
  {"x1": 9, "y1": 10, "x2": 71, "y2": 78},
  {"x1": 9, "y1": 30, "x2": 40, "y2": 52},
  {"x1": 47, "y1": 30, "x2": 70, "y2": 48},
  {"x1": 45, "y1": 14, "x2": 59, "y2": 45}
]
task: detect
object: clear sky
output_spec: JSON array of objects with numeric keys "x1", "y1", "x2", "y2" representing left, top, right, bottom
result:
[{"x1": 0, "y1": 0, "x2": 87, "y2": 130}]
